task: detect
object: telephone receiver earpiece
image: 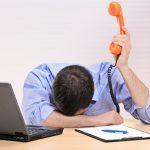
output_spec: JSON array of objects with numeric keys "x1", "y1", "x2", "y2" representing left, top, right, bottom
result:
[{"x1": 108, "y1": 2, "x2": 125, "y2": 55}]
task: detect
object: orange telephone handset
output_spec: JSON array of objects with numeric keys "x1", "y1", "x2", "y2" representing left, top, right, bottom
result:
[{"x1": 108, "y1": 2, "x2": 125, "y2": 55}]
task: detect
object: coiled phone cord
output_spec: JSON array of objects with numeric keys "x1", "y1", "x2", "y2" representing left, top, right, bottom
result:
[{"x1": 107, "y1": 58, "x2": 120, "y2": 113}]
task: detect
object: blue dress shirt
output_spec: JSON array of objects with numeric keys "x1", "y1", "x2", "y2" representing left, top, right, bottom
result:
[{"x1": 22, "y1": 62, "x2": 150, "y2": 125}]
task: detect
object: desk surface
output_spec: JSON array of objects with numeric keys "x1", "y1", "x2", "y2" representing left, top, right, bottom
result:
[{"x1": 0, "y1": 119, "x2": 150, "y2": 150}]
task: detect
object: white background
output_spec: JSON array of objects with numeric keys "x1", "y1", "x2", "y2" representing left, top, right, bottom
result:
[{"x1": 0, "y1": 0, "x2": 150, "y2": 117}]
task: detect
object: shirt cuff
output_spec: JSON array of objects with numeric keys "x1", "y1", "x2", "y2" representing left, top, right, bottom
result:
[{"x1": 41, "y1": 104, "x2": 55, "y2": 122}]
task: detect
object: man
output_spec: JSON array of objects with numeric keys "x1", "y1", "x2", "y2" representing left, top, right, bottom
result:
[{"x1": 22, "y1": 27, "x2": 150, "y2": 128}]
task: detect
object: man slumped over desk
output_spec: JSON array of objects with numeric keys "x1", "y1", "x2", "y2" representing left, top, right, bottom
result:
[{"x1": 22, "y1": 27, "x2": 150, "y2": 128}]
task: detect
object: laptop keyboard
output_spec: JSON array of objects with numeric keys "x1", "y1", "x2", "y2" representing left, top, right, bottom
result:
[{"x1": 27, "y1": 126, "x2": 50, "y2": 135}]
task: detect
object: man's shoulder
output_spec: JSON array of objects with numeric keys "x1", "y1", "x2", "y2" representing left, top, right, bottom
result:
[
  {"x1": 34, "y1": 63, "x2": 72, "y2": 70},
  {"x1": 31, "y1": 63, "x2": 74, "y2": 76},
  {"x1": 88, "y1": 61, "x2": 114, "y2": 72}
]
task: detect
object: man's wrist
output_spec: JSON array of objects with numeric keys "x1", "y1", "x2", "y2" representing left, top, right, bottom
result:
[
  {"x1": 117, "y1": 63, "x2": 130, "y2": 72},
  {"x1": 70, "y1": 115, "x2": 96, "y2": 127},
  {"x1": 87, "y1": 114, "x2": 109, "y2": 127},
  {"x1": 76, "y1": 115, "x2": 103, "y2": 127}
]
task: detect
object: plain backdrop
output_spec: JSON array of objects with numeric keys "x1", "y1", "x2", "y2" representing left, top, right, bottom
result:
[{"x1": 0, "y1": 0, "x2": 150, "y2": 117}]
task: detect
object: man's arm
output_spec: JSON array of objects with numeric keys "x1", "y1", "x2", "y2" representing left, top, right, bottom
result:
[
  {"x1": 42, "y1": 110, "x2": 124, "y2": 128},
  {"x1": 112, "y1": 26, "x2": 149, "y2": 107},
  {"x1": 118, "y1": 65, "x2": 149, "y2": 107}
]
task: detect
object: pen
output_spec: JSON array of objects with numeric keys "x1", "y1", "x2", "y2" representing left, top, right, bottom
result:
[{"x1": 101, "y1": 129, "x2": 128, "y2": 134}]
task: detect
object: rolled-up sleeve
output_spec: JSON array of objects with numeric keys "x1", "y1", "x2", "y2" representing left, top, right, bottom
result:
[
  {"x1": 112, "y1": 67, "x2": 150, "y2": 124},
  {"x1": 22, "y1": 71, "x2": 55, "y2": 125}
]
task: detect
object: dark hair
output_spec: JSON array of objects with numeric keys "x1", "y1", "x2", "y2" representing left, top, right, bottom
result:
[{"x1": 52, "y1": 65, "x2": 94, "y2": 116}]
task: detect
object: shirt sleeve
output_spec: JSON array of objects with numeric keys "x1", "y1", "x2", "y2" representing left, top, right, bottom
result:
[
  {"x1": 112, "y1": 66, "x2": 150, "y2": 124},
  {"x1": 22, "y1": 70, "x2": 55, "y2": 126}
]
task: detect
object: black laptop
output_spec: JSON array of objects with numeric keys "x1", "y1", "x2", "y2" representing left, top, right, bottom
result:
[{"x1": 0, "y1": 83, "x2": 63, "y2": 142}]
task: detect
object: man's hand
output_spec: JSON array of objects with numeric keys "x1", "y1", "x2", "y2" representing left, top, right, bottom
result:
[
  {"x1": 112, "y1": 26, "x2": 132, "y2": 68},
  {"x1": 111, "y1": 27, "x2": 149, "y2": 108},
  {"x1": 92, "y1": 110, "x2": 124, "y2": 126}
]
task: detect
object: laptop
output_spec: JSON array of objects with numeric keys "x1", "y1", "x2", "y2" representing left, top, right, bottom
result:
[{"x1": 0, "y1": 83, "x2": 63, "y2": 142}]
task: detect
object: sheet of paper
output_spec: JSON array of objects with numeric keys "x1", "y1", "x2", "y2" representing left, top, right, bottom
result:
[{"x1": 76, "y1": 125, "x2": 150, "y2": 140}]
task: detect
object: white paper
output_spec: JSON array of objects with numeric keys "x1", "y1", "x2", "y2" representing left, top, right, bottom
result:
[{"x1": 76, "y1": 125, "x2": 150, "y2": 141}]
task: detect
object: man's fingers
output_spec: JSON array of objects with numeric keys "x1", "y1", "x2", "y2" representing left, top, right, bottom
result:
[
  {"x1": 112, "y1": 38, "x2": 127, "y2": 43},
  {"x1": 113, "y1": 34, "x2": 127, "y2": 39},
  {"x1": 112, "y1": 34, "x2": 129, "y2": 44},
  {"x1": 114, "y1": 114, "x2": 124, "y2": 125},
  {"x1": 118, "y1": 115, "x2": 124, "y2": 124},
  {"x1": 113, "y1": 41, "x2": 125, "y2": 47},
  {"x1": 122, "y1": 26, "x2": 130, "y2": 38}
]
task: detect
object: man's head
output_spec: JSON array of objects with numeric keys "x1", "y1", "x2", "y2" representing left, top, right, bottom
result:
[{"x1": 52, "y1": 65, "x2": 94, "y2": 116}]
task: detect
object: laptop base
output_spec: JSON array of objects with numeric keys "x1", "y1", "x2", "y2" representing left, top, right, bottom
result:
[{"x1": 0, "y1": 129, "x2": 63, "y2": 142}]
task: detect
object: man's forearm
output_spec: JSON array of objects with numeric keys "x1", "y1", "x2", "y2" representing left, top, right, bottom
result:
[
  {"x1": 118, "y1": 65, "x2": 149, "y2": 107},
  {"x1": 42, "y1": 110, "x2": 124, "y2": 128},
  {"x1": 42, "y1": 111, "x2": 94, "y2": 128}
]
